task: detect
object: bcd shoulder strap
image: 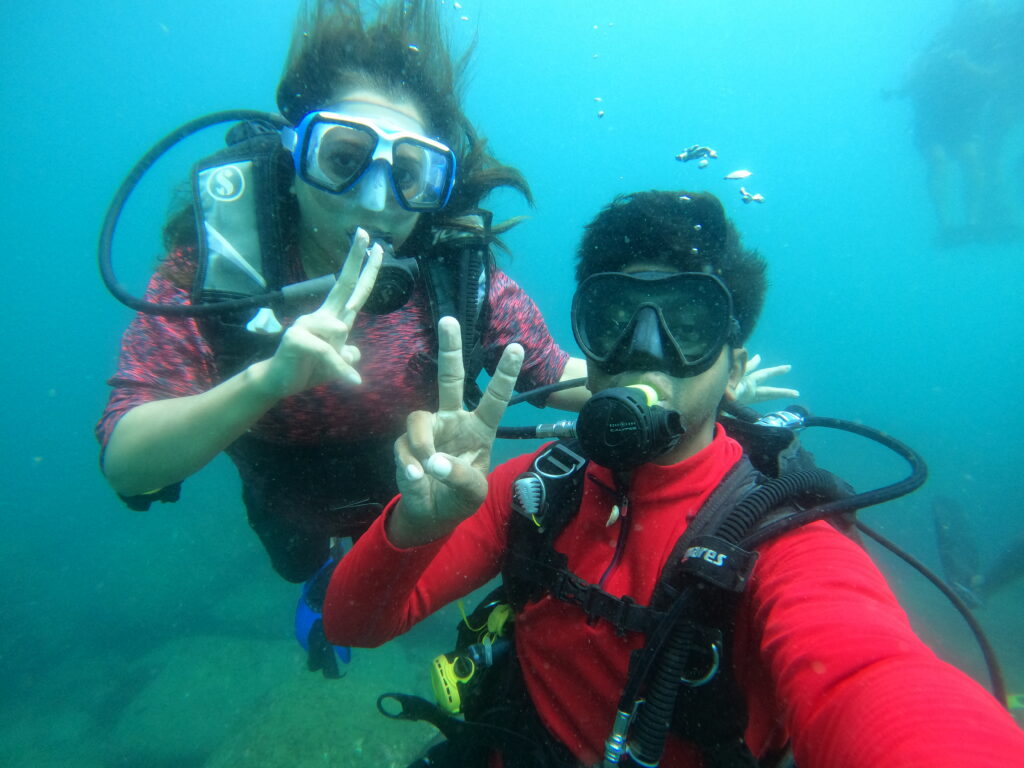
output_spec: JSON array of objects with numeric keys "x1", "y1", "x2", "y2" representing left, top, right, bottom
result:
[
  {"x1": 192, "y1": 120, "x2": 295, "y2": 305},
  {"x1": 644, "y1": 456, "x2": 765, "y2": 768},
  {"x1": 192, "y1": 121, "x2": 296, "y2": 379}
]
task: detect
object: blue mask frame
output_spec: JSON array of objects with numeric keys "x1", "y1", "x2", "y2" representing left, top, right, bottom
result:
[{"x1": 280, "y1": 111, "x2": 456, "y2": 211}]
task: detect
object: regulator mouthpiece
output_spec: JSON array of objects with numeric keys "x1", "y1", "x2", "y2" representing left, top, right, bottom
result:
[
  {"x1": 575, "y1": 385, "x2": 684, "y2": 471},
  {"x1": 361, "y1": 237, "x2": 419, "y2": 314}
]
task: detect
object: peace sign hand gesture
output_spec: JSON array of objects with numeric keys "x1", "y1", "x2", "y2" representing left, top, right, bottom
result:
[
  {"x1": 388, "y1": 316, "x2": 524, "y2": 548},
  {"x1": 252, "y1": 228, "x2": 383, "y2": 401}
]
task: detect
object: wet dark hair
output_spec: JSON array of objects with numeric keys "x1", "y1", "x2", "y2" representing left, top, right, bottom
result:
[
  {"x1": 575, "y1": 190, "x2": 767, "y2": 344},
  {"x1": 276, "y1": 0, "x2": 532, "y2": 251}
]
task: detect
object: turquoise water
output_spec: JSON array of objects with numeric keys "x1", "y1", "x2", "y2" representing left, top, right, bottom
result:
[{"x1": 2, "y1": 1, "x2": 1022, "y2": 765}]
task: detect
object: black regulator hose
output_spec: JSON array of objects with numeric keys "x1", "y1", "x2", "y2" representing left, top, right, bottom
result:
[
  {"x1": 627, "y1": 617, "x2": 724, "y2": 767},
  {"x1": 98, "y1": 109, "x2": 290, "y2": 317},
  {"x1": 854, "y1": 521, "x2": 1007, "y2": 703},
  {"x1": 506, "y1": 377, "x2": 587, "y2": 409},
  {"x1": 742, "y1": 415, "x2": 928, "y2": 549},
  {"x1": 718, "y1": 468, "x2": 848, "y2": 545}
]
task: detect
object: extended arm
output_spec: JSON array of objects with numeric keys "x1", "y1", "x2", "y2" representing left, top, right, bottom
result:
[
  {"x1": 543, "y1": 356, "x2": 590, "y2": 411},
  {"x1": 745, "y1": 521, "x2": 1024, "y2": 766},
  {"x1": 103, "y1": 231, "x2": 382, "y2": 496}
]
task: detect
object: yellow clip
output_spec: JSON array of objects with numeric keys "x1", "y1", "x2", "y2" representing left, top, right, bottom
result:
[{"x1": 487, "y1": 604, "x2": 513, "y2": 637}]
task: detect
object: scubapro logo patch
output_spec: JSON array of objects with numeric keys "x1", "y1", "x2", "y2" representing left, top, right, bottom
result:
[
  {"x1": 685, "y1": 545, "x2": 727, "y2": 567},
  {"x1": 207, "y1": 165, "x2": 246, "y2": 202}
]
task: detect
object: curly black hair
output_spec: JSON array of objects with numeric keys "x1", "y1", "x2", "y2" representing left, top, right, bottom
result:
[{"x1": 575, "y1": 190, "x2": 767, "y2": 344}]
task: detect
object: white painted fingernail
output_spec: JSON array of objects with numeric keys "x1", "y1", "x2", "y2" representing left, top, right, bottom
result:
[
  {"x1": 405, "y1": 463, "x2": 424, "y2": 481},
  {"x1": 426, "y1": 454, "x2": 452, "y2": 479}
]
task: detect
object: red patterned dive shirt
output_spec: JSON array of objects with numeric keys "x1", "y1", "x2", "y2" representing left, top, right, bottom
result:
[{"x1": 96, "y1": 247, "x2": 569, "y2": 453}]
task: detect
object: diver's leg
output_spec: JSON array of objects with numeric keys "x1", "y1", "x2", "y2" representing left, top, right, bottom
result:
[
  {"x1": 931, "y1": 495, "x2": 985, "y2": 607},
  {"x1": 959, "y1": 138, "x2": 988, "y2": 232},
  {"x1": 978, "y1": 536, "x2": 1024, "y2": 600},
  {"x1": 978, "y1": 97, "x2": 1024, "y2": 232},
  {"x1": 243, "y1": 483, "x2": 330, "y2": 583}
]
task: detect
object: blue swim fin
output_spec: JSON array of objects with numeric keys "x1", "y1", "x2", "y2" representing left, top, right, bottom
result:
[{"x1": 295, "y1": 551, "x2": 351, "y2": 678}]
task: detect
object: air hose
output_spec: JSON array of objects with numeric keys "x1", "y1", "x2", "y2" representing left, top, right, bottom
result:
[{"x1": 98, "y1": 110, "x2": 292, "y2": 317}]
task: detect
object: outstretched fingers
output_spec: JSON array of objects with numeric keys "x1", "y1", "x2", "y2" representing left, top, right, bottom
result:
[
  {"x1": 436, "y1": 317, "x2": 466, "y2": 412},
  {"x1": 752, "y1": 385, "x2": 800, "y2": 401},
  {"x1": 339, "y1": 240, "x2": 383, "y2": 327},
  {"x1": 474, "y1": 343, "x2": 524, "y2": 431},
  {"x1": 749, "y1": 364, "x2": 799, "y2": 400},
  {"x1": 315, "y1": 228, "x2": 382, "y2": 324},
  {"x1": 749, "y1": 364, "x2": 791, "y2": 385}
]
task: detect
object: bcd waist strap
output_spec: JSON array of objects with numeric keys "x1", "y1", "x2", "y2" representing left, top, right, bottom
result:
[{"x1": 503, "y1": 547, "x2": 664, "y2": 635}]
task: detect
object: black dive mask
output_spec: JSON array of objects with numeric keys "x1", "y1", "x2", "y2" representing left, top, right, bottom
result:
[
  {"x1": 361, "y1": 238, "x2": 420, "y2": 314},
  {"x1": 572, "y1": 271, "x2": 739, "y2": 379},
  {"x1": 575, "y1": 385, "x2": 685, "y2": 471}
]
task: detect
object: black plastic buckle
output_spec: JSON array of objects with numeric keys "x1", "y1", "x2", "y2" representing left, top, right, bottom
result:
[{"x1": 534, "y1": 441, "x2": 588, "y2": 480}]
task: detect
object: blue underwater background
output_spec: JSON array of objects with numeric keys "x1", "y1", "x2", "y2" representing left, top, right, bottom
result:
[{"x1": 2, "y1": 0, "x2": 1023, "y2": 764}]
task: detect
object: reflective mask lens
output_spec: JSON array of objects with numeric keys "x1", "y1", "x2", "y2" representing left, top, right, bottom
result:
[
  {"x1": 285, "y1": 112, "x2": 456, "y2": 211},
  {"x1": 571, "y1": 272, "x2": 738, "y2": 378}
]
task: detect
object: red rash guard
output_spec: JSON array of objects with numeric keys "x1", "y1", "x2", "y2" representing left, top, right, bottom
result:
[{"x1": 325, "y1": 427, "x2": 1024, "y2": 767}]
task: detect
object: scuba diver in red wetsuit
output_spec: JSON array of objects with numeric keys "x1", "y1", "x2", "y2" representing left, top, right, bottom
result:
[{"x1": 323, "y1": 190, "x2": 1024, "y2": 766}]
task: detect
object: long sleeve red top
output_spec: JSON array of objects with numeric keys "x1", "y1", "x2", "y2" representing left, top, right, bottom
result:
[{"x1": 325, "y1": 427, "x2": 1024, "y2": 767}]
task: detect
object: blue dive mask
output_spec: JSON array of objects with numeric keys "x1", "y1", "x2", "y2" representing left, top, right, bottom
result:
[{"x1": 281, "y1": 111, "x2": 456, "y2": 211}]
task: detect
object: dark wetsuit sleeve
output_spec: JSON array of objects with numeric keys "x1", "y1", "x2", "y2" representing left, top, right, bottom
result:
[{"x1": 483, "y1": 270, "x2": 569, "y2": 394}]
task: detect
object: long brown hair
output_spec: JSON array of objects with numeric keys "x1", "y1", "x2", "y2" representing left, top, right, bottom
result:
[
  {"x1": 276, "y1": 0, "x2": 532, "y2": 251},
  {"x1": 163, "y1": 0, "x2": 531, "y2": 285}
]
